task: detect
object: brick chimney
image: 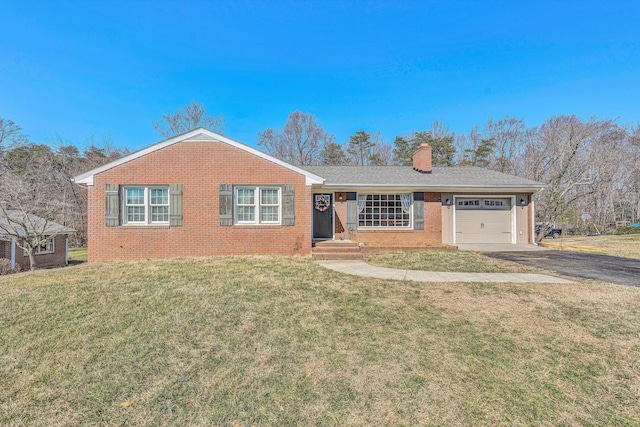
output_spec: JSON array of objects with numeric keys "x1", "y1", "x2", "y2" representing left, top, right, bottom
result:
[{"x1": 412, "y1": 143, "x2": 432, "y2": 173}]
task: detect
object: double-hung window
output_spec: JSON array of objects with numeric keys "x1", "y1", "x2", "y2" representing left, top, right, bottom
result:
[
  {"x1": 235, "y1": 186, "x2": 281, "y2": 224},
  {"x1": 357, "y1": 193, "x2": 412, "y2": 228},
  {"x1": 123, "y1": 186, "x2": 169, "y2": 225},
  {"x1": 35, "y1": 237, "x2": 54, "y2": 254}
]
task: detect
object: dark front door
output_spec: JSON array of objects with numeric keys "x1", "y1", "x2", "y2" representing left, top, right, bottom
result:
[{"x1": 313, "y1": 193, "x2": 333, "y2": 239}]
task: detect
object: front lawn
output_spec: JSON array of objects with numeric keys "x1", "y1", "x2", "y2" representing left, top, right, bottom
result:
[
  {"x1": 544, "y1": 234, "x2": 640, "y2": 259},
  {"x1": 365, "y1": 249, "x2": 541, "y2": 273},
  {"x1": 1, "y1": 257, "x2": 639, "y2": 425},
  {"x1": 68, "y1": 247, "x2": 88, "y2": 263}
]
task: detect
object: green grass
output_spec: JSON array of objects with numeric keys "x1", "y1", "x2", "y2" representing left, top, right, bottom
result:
[
  {"x1": 68, "y1": 247, "x2": 88, "y2": 263},
  {"x1": 1, "y1": 256, "x2": 639, "y2": 425},
  {"x1": 365, "y1": 249, "x2": 541, "y2": 273},
  {"x1": 548, "y1": 234, "x2": 640, "y2": 259}
]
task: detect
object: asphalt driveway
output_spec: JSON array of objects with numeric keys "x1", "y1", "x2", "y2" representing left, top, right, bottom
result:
[{"x1": 484, "y1": 250, "x2": 640, "y2": 287}]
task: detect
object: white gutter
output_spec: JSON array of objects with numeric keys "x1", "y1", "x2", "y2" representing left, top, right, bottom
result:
[{"x1": 319, "y1": 184, "x2": 545, "y2": 192}]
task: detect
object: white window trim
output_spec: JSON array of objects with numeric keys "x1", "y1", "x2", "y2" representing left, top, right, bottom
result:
[
  {"x1": 234, "y1": 186, "x2": 282, "y2": 225},
  {"x1": 122, "y1": 186, "x2": 170, "y2": 225},
  {"x1": 357, "y1": 192, "x2": 413, "y2": 229},
  {"x1": 24, "y1": 236, "x2": 55, "y2": 256}
]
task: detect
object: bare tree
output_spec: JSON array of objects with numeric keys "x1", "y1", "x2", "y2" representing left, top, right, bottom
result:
[
  {"x1": 69, "y1": 136, "x2": 128, "y2": 245},
  {"x1": 608, "y1": 124, "x2": 640, "y2": 226},
  {"x1": 258, "y1": 111, "x2": 334, "y2": 166},
  {"x1": 0, "y1": 118, "x2": 27, "y2": 154},
  {"x1": 0, "y1": 168, "x2": 73, "y2": 270},
  {"x1": 374, "y1": 139, "x2": 394, "y2": 166},
  {"x1": 1, "y1": 132, "x2": 127, "y2": 248},
  {"x1": 522, "y1": 115, "x2": 623, "y2": 239},
  {"x1": 154, "y1": 101, "x2": 225, "y2": 137},
  {"x1": 485, "y1": 116, "x2": 527, "y2": 174},
  {"x1": 628, "y1": 125, "x2": 640, "y2": 223},
  {"x1": 428, "y1": 120, "x2": 453, "y2": 140},
  {"x1": 364, "y1": 131, "x2": 393, "y2": 166}
]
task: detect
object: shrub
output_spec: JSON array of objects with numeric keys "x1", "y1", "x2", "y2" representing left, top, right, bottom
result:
[{"x1": 0, "y1": 259, "x2": 20, "y2": 275}]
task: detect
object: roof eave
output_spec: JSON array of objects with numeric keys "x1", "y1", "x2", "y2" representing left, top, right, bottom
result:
[{"x1": 318, "y1": 184, "x2": 544, "y2": 192}]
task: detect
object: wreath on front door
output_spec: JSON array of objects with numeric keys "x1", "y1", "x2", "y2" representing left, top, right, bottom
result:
[{"x1": 315, "y1": 195, "x2": 331, "y2": 212}]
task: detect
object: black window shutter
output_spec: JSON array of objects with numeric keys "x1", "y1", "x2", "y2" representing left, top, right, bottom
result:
[
  {"x1": 413, "y1": 192, "x2": 424, "y2": 230},
  {"x1": 281, "y1": 185, "x2": 295, "y2": 226},
  {"x1": 105, "y1": 184, "x2": 119, "y2": 227},
  {"x1": 169, "y1": 184, "x2": 183, "y2": 226},
  {"x1": 219, "y1": 184, "x2": 233, "y2": 226}
]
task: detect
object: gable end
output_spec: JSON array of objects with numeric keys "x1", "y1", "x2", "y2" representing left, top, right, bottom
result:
[{"x1": 73, "y1": 128, "x2": 324, "y2": 186}]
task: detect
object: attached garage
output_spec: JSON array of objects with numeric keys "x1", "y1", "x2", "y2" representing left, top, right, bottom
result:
[{"x1": 454, "y1": 197, "x2": 514, "y2": 244}]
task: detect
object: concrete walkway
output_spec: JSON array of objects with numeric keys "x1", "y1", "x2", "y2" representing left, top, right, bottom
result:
[{"x1": 317, "y1": 260, "x2": 573, "y2": 284}]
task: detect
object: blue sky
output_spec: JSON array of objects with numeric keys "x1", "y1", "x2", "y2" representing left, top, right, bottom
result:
[{"x1": 1, "y1": 0, "x2": 639, "y2": 152}]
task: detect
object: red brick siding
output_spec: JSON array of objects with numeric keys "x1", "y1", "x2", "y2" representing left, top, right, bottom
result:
[
  {"x1": 88, "y1": 141, "x2": 312, "y2": 262},
  {"x1": 412, "y1": 145, "x2": 432, "y2": 173},
  {"x1": 331, "y1": 192, "x2": 442, "y2": 247}
]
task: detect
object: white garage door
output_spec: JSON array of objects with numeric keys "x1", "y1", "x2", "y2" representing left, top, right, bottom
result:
[{"x1": 455, "y1": 198, "x2": 512, "y2": 244}]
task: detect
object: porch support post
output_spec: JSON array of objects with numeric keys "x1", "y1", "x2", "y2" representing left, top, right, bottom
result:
[
  {"x1": 65, "y1": 237, "x2": 69, "y2": 266},
  {"x1": 10, "y1": 238, "x2": 15, "y2": 270},
  {"x1": 531, "y1": 195, "x2": 536, "y2": 245}
]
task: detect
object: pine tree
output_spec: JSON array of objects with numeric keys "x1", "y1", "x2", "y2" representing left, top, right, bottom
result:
[
  {"x1": 320, "y1": 142, "x2": 347, "y2": 165},
  {"x1": 346, "y1": 131, "x2": 375, "y2": 166},
  {"x1": 463, "y1": 138, "x2": 496, "y2": 167},
  {"x1": 392, "y1": 135, "x2": 420, "y2": 166},
  {"x1": 414, "y1": 131, "x2": 456, "y2": 166}
]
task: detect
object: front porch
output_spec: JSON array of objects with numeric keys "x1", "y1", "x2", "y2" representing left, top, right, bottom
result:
[{"x1": 311, "y1": 240, "x2": 362, "y2": 260}]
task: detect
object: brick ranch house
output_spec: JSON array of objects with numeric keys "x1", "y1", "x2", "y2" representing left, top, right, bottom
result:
[
  {"x1": 73, "y1": 128, "x2": 544, "y2": 262},
  {"x1": 0, "y1": 209, "x2": 75, "y2": 270}
]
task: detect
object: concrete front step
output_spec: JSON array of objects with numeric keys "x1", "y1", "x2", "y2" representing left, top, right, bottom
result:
[
  {"x1": 312, "y1": 240, "x2": 363, "y2": 260},
  {"x1": 312, "y1": 241, "x2": 361, "y2": 260},
  {"x1": 312, "y1": 246, "x2": 362, "y2": 253},
  {"x1": 313, "y1": 240, "x2": 359, "y2": 247}
]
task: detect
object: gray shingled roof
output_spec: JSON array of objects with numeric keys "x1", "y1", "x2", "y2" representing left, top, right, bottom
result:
[
  {"x1": 302, "y1": 166, "x2": 544, "y2": 191},
  {"x1": 0, "y1": 210, "x2": 75, "y2": 238}
]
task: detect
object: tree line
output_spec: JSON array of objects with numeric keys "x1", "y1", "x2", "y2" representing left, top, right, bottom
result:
[
  {"x1": 259, "y1": 111, "x2": 640, "y2": 232},
  {"x1": 0, "y1": 102, "x2": 224, "y2": 268},
  {"x1": 1, "y1": 102, "x2": 639, "y2": 269},
  {"x1": 0, "y1": 120, "x2": 128, "y2": 250}
]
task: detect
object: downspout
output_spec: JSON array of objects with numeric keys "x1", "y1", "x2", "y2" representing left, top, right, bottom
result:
[
  {"x1": 65, "y1": 237, "x2": 69, "y2": 266},
  {"x1": 10, "y1": 238, "x2": 16, "y2": 270}
]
